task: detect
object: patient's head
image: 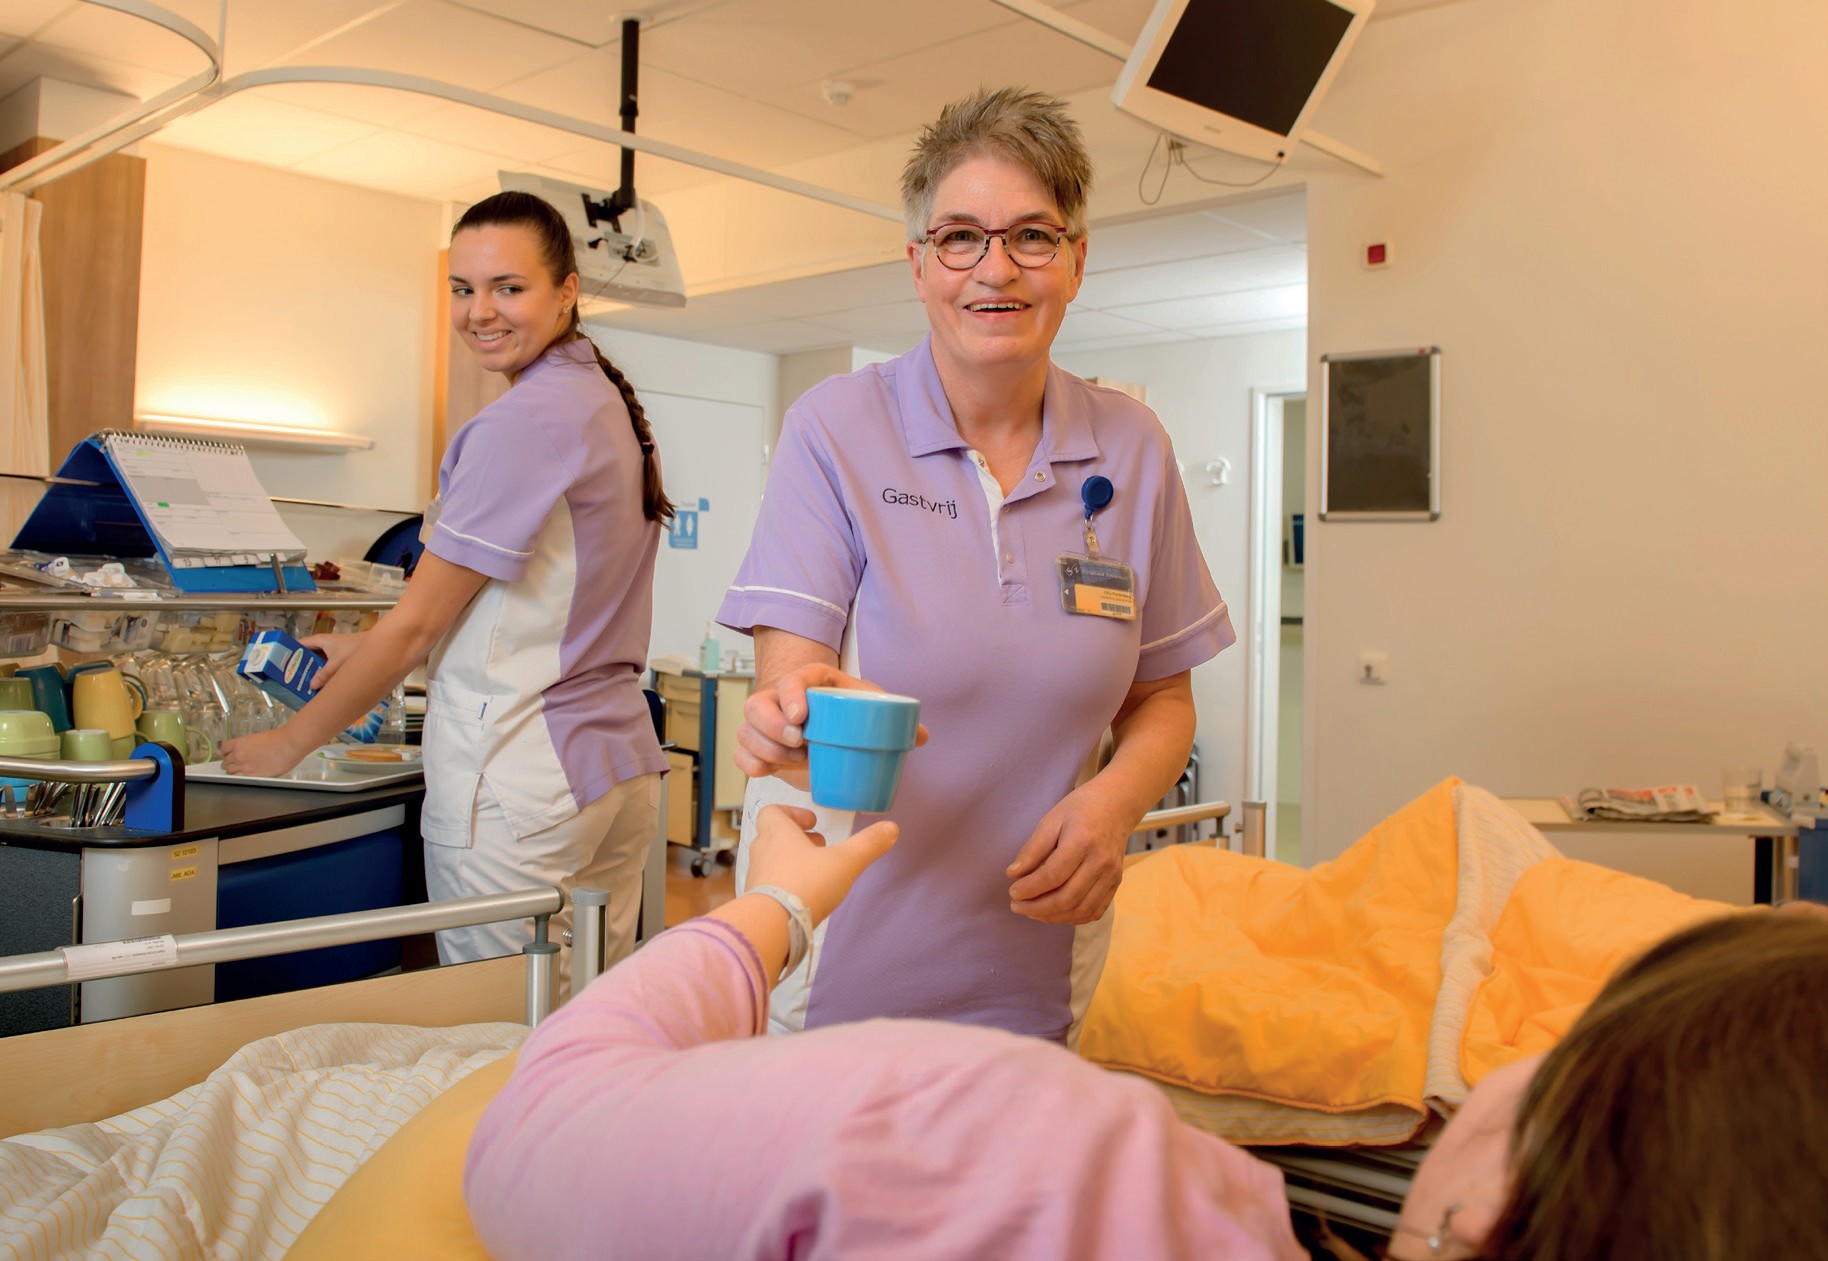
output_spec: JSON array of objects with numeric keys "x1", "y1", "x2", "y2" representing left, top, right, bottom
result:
[
  {"x1": 1478, "y1": 910, "x2": 1828, "y2": 1260},
  {"x1": 1394, "y1": 911, "x2": 1828, "y2": 1260}
]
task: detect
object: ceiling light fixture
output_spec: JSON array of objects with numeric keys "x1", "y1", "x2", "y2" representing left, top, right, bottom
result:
[{"x1": 132, "y1": 413, "x2": 374, "y2": 452}]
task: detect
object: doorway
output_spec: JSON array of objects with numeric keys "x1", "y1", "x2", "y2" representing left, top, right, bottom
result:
[{"x1": 1246, "y1": 387, "x2": 1307, "y2": 863}]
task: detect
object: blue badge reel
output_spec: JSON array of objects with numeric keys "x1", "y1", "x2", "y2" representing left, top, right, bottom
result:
[{"x1": 1057, "y1": 475, "x2": 1136, "y2": 620}]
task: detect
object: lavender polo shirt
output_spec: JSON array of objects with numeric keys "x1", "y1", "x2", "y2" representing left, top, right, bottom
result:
[
  {"x1": 718, "y1": 336, "x2": 1234, "y2": 1039},
  {"x1": 423, "y1": 336, "x2": 666, "y2": 841}
]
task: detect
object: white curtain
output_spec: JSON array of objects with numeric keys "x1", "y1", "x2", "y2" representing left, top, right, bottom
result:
[{"x1": 0, "y1": 190, "x2": 50, "y2": 542}]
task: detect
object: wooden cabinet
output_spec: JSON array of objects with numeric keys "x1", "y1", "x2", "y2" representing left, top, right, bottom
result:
[{"x1": 1, "y1": 138, "x2": 145, "y2": 461}]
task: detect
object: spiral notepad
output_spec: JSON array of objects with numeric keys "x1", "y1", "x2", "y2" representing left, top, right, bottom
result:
[{"x1": 98, "y1": 430, "x2": 305, "y2": 566}]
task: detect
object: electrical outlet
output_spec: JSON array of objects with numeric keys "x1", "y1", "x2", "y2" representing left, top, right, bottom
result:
[{"x1": 1357, "y1": 651, "x2": 1389, "y2": 685}]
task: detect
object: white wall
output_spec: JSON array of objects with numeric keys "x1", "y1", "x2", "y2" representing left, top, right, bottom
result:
[
  {"x1": 136, "y1": 144, "x2": 443, "y2": 561},
  {"x1": 1301, "y1": 0, "x2": 1828, "y2": 889},
  {"x1": 583, "y1": 322, "x2": 778, "y2": 661},
  {"x1": 1056, "y1": 329, "x2": 1307, "y2": 826}
]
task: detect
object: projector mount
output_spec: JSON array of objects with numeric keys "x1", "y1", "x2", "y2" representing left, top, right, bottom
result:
[{"x1": 581, "y1": 15, "x2": 648, "y2": 260}]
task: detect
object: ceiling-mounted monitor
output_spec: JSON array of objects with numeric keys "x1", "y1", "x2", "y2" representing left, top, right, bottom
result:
[{"x1": 1111, "y1": 0, "x2": 1375, "y2": 164}]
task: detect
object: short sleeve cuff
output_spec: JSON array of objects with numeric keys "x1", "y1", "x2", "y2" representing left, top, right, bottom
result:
[
  {"x1": 426, "y1": 524, "x2": 528, "y2": 583},
  {"x1": 717, "y1": 585, "x2": 848, "y2": 652},
  {"x1": 1136, "y1": 601, "x2": 1237, "y2": 681}
]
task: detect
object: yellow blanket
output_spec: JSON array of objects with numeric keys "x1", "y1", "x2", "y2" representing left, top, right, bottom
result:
[{"x1": 1079, "y1": 779, "x2": 1737, "y2": 1145}]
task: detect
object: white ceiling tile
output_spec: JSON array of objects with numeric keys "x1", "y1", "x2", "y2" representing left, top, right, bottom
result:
[
  {"x1": 1180, "y1": 315, "x2": 1308, "y2": 340},
  {"x1": 1205, "y1": 191, "x2": 1309, "y2": 244},
  {"x1": 0, "y1": 1, "x2": 75, "y2": 41},
  {"x1": 291, "y1": 130, "x2": 501, "y2": 199},
  {"x1": 639, "y1": 0, "x2": 1013, "y2": 104},
  {"x1": 252, "y1": 80, "x2": 446, "y2": 129},
  {"x1": 692, "y1": 318, "x2": 861, "y2": 355},
  {"x1": 275, "y1": 0, "x2": 581, "y2": 94},
  {"x1": 217, "y1": 0, "x2": 405, "y2": 72},
  {"x1": 434, "y1": 173, "x2": 504, "y2": 209},
  {"x1": 1057, "y1": 308, "x2": 1170, "y2": 342},
  {"x1": 1055, "y1": 331, "x2": 1187, "y2": 353},
  {"x1": 153, "y1": 93, "x2": 379, "y2": 165},
  {"x1": 535, "y1": 147, "x2": 719, "y2": 199},
  {"x1": 1054, "y1": 0, "x2": 1160, "y2": 44},
  {"x1": 443, "y1": 0, "x2": 623, "y2": 47},
  {"x1": 1113, "y1": 283, "x2": 1307, "y2": 330},
  {"x1": 498, "y1": 54, "x2": 864, "y2": 172},
  {"x1": 0, "y1": 41, "x2": 175, "y2": 102},
  {"x1": 1077, "y1": 245, "x2": 1305, "y2": 308},
  {"x1": 396, "y1": 102, "x2": 582, "y2": 165},
  {"x1": 834, "y1": 300, "x2": 932, "y2": 338},
  {"x1": 1085, "y1": 209, "x2": 1283, "y2": 269},
  {"x1": 34, "y1": 3, "x2": 216, "y2": 75},
  {"x1": 747, "y1": 21, "x2": 1124, "y2": 142}
]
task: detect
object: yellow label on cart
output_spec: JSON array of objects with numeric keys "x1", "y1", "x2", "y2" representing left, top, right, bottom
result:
[
  {"x1": 170, "y1": 844, "x2": 198, "y2": 861},
  {"x1": 170, "y1": 866, "x2": 197, "y2": 882}
]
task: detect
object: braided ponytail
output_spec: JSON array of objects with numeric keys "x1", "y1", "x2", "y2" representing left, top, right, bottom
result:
[
  {"x1": 453, "y1": 191, "x2": 676, "y2": 524},
  {"x1": 589, "y1": 344, "x2": 675, "y2": 523}
]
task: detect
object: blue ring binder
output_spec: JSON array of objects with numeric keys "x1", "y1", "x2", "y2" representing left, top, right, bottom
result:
[{"x1": 11, "y1": 431, "x2": 317, "y2": 594}]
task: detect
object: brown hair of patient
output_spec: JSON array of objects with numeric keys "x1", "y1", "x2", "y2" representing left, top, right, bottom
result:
[{"x1": 1477, "y1": 910, "x2": 1828, "y2": 1261}]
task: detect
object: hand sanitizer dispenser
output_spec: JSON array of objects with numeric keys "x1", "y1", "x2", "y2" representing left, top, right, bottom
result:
[{"x1": 699, "y1": 621, "x2": 722, "y2": 673}]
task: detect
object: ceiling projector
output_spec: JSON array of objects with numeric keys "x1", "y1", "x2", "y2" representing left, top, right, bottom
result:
[{"x1": 498, "y1": 170, "x2": 686, "y2": 309}]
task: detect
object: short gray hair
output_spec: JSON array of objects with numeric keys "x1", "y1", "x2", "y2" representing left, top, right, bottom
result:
[{"x1": 900, "y1": 86, "x2": 1093, "y2": 242}]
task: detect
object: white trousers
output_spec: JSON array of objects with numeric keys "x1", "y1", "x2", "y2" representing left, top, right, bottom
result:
[{"x1": 424, "y1": 773, "x2": 660, "y2": 985}]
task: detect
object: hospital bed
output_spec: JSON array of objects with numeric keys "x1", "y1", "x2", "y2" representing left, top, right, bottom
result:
[{"x1": 0, "y1": 883, "x2": 628, "y2": 1257}]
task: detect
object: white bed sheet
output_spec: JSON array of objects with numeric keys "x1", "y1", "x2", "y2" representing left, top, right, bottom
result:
[{"x1": 0, "y1": 1020, "x2": 526, "y2": 1260}]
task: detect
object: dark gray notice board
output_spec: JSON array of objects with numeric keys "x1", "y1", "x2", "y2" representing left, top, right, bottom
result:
[{"x1": 1319, "y1": 347, "x2": 1441, "y2": 519}]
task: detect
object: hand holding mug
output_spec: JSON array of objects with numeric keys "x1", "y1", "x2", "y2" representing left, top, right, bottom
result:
[{"x1": 735, "y1": 663, "x2": 927, "y2": 789}]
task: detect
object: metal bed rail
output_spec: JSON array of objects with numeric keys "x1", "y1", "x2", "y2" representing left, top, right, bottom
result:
[
  {"x1": 1129, "y1": 800, "x2": 1264, "y2": 855},
  {"x1": 0, "y1": 886, "x2": 570, "y2": 1026}
]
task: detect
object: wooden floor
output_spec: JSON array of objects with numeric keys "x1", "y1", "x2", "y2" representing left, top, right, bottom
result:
[{"x1": 663, "y1": 843, "x2": 735, "y2": 926}]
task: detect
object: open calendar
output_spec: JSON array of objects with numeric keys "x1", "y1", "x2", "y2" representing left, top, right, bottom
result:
[{"x1": 11, "y1": 430, "x2": 316, "y2": 592}]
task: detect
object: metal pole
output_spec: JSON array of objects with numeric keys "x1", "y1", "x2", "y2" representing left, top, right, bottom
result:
[
  {"x1": 571, "y1": 886, "x2": 609, "y2": 993},
  {"x1": 1240, "y1": 800, "x2": 1267, "y2": 858},
  {"x1": 613, "y1": 16, "x2": 639, "y2": 215},
  {"x1": 523, "y1": 926, "x2": 559, "y2": 1028}
]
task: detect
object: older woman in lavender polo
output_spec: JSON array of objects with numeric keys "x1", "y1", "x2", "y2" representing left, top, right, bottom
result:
[{"x1": 715, "y1": 87, "x2": 1234, "y2": 1045}]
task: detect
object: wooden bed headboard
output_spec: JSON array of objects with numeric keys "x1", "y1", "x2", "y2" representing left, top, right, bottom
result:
[{"x1": 0, "y1": 955, "x2": 525, "y2": 1137}]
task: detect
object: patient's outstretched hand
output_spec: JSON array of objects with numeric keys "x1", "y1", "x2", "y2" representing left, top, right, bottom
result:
[{"x1": 747, "y1": 804, "x2": 899, "y2": 925}]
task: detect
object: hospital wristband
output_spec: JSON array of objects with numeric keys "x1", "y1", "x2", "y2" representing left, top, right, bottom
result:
[{"x1": 745, "y1": 884, "x2": 813, "y2": 981}]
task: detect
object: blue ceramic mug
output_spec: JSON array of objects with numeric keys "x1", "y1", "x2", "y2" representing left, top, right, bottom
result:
[
  {"x1": 16, "y1": 664, "x2": 71, "y2": 733},
  {"x1": 802, "y1": 687, "x2": 921, "y2": 813}
]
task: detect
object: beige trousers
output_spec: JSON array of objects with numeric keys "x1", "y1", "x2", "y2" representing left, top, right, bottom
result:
[{"x1": 424, "y1": 772, "x2": 660, "y2": 986}]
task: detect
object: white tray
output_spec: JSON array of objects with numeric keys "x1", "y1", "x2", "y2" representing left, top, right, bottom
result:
[{"x1": 185, "y1": 751, "x2": 424, "y2": 792}]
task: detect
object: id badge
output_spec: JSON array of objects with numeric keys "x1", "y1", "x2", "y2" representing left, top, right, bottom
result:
[{"x1": 1058, "y1": 553, "x2": 1136, "y2": 620}]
